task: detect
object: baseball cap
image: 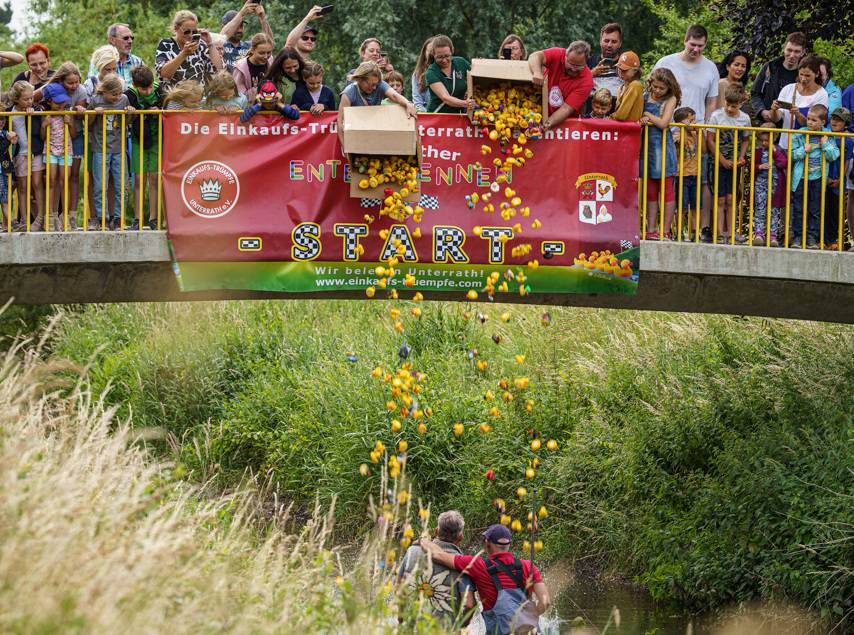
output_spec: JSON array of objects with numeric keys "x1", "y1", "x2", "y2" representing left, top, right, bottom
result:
[
  {"x1": 303, "y1": 25, "x2": 319, "y2": 35},
  {"x1": 483, "y1": 524, "x2": 512, "y2": 545},
  {"x1": 42, "y1": 83, "x2": 71, "y2": 104},
  {"x1": 221, "y1": 10, "x2": 241, "y2": 26},
  {"x1": 615, "y1": 51, "x2": 640, "y2": 70},
  {"x1": 830, "y1": 106, "x2": 852, "y2": 125}
]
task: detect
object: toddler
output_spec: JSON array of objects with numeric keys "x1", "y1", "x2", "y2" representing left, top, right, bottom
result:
[
  {"x1": 204, "y1": 71, "x2": 247, "y2": 114},
  {"x1": 672, "y1": 106, "x2": 698, "y2": 240},
  {"x1": 751, "y1": 123, "x2": 787, "y2": 247},
  {"x1": 163, "y1": 80, "x2": 204, "y2": 111},
  {"x1": 292, "y1": 61, "x2": 336, "y2": 116},
  {"x1": 788, "y1": 104, "x2": 839, "y2": 248},
  {"x1": 587, "y1": 88, "x2": 612, "y2": 118},
  {"x1": 240, "y1": 80, "x2": 300, "y2": 122},
  {"x1": 89, "y1": 73, "x2": 135, "y2": 230},
  {"x1": 381, "y1": 71, "x2": 405, "y2": 106},
  {"x1": 0, "y1": 125, "x2": 17, "y2": 230},
  {"x1": 824, "y1": 106, "x2": 852, "y2": 249},
  {"x1": 705, "y1": 82, "x2": 750, "y2": 242}
]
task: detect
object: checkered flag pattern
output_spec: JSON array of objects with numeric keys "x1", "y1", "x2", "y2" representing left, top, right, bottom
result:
[
  {"x1": 420, "y1": 194, "x2": 439, "y2": 209},
  {"x1": 479, "y1": 228, "x2": 513, "y2": 263},
  {"x1": 293, "y1": 226, "x2": 321, "y2": 259},
  {"x1": 360, "y1": 198, "x2": 382, "y2": 208},
  {"x1": 334, "y1": 225, "x2": 368, "y2": 257},
  {"x1": 620, "y1": 240, "x2": 634, "y2": 250}
]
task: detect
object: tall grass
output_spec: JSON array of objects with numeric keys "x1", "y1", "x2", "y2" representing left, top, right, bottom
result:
[
  {"x1": 0, "y1": 330, "x2": 448, "y2": 634},
  {"x1": 50, "y1": 301, "x2": 854, "y2": 625}
]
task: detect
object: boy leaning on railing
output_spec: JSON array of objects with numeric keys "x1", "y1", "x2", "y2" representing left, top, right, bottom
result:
[{"x1": 788, "y1": 104, "x2": 839, "y2": 248}]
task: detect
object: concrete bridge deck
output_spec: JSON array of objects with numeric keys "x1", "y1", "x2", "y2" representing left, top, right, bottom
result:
[{"x1": 0, "y1": 233, "x2": 851, "y2": 323}]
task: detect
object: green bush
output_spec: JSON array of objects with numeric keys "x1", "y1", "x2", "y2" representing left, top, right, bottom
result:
[{"x1": 52, "y1": 302, "x2": 853, "y2": 623}]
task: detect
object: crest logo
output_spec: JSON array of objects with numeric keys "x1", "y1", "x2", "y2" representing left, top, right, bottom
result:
[
  {"x1": 575, "y1": 172, "x2": 615, "y2": 226},
  {"x1": 181, "y1": 161, "x2": 240, "y2": 219}
]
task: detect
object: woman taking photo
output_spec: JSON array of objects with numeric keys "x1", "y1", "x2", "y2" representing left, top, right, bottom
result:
[
  {"x1": 772, "y1": 54, "x2": 828, "y2": 148},
  {"x1": 425, "y1": 35, "x2": 476, "y2": 114},
  {"x1": 497, "y1": 34, "x2": 527, "y2": 61},
  {"x1": 155, "y1": 10, "x2": 223, "y2": 89}
]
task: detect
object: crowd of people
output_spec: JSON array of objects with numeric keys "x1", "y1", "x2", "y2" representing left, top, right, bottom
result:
[{"x1": 0, "y1": 2, "x2": 851, "y2": 250}]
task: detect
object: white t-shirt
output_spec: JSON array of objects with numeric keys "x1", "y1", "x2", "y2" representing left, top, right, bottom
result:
[
  {"x1": 653, "y1": 53, "x2": 719, "y2": 123},
  {"x1": 775, "y1": 83, "x2": 828, "y2": 149},
  {"x1": 707, "y1": 108, "x2": 751, "y2": 159}
]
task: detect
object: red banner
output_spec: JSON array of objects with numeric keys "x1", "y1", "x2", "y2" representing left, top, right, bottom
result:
[{"x1": 162, "y1": 112, "x2": 641, "y2": 296}]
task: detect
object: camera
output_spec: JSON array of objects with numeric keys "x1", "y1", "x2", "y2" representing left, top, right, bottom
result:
[{"x1": 502, "y1": 47, "x2": 512, "y2": 60}]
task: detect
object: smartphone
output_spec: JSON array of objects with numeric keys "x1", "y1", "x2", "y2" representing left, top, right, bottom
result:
[
  {"x1": 192, "y1": 33, "x2": 201, "y2": 43},
  {"x1": 502, "y1": 47, "x2": 512, "y2": 60},
  {"x1": 319, "y1": 4, "x2": 334, "y2": 15},
  {"x1": 775, "y1": 100, "x2": 793, "y2": 110},
  {"x1": 601, "y1": 57, "x2": 616, "y2": 67}
]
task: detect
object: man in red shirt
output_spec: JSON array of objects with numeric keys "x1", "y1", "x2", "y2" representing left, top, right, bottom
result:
[
  {"x1": 420, "y1": 524, "x2": 551, "y2": 633},
  {"x1": 529, "y1": 41, "x2": 594, "y2": 131}
]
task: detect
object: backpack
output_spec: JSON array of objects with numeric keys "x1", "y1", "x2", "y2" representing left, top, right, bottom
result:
[{"x1": 481, "y1": 555, "x2": 539, "y2": 635}]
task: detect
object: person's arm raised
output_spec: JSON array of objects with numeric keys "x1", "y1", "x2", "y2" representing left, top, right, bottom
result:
[
  {"x1": 0, "y1": 51, "x2": 23, "y2": 69},
  {"x1": 255, "y1": 3, "x2": 275, "y2": 45},
  {"x1": 285, "y1": 6, "x2": 323, "y2": 49},
  {"x1": 221, "y1": 1, "x2": 257, "y2": 39}
]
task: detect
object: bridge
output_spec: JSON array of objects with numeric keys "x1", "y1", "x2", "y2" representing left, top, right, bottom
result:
[{"x1": 0, "y1": 233, "x2": 851, "y2": 324}]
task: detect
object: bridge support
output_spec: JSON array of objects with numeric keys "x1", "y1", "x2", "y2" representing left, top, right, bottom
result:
[{"x1": 0, "y1": 234, "x2": 851, "y2": 323}]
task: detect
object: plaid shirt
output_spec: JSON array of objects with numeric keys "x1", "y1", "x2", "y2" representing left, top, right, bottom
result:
[{"x1": 89, "y1": 53, "x2": 143, "y2": 86}]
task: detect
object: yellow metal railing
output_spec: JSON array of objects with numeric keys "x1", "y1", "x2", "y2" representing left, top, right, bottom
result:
[
  {"x1": 641, "y1": 121, "x2": 852, "y2": 251},
  {"x1": 2, "y1": 109, "x2": 165, "y2": 233},
  {"x1": 2, "y1": 111, "x2": 852, "y2": 252}
]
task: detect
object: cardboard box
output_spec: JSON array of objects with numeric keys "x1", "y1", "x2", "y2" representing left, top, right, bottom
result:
[
  {"x1": 342, "y1": 105, "x2": 421, "y2": 201},
  {"x1": 467, "y1": 59, "x2": 548, "y2": 123}
]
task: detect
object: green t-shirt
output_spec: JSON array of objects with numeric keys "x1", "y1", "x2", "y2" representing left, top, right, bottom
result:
[{"x1": 426, "y1": 57, "x2": 470, "y2": 114}]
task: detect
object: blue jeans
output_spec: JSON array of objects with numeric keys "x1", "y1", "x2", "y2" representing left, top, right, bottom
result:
[
  {"x1": 790, "y1": 179, "x2": 821, "y2": 242},
  {"x1": 91, "y1": 151, "x2": 128, "y2": 222}
]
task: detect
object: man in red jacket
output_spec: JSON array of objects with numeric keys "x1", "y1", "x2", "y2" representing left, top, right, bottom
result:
[{"x1": 420, "y1": 524, "x2": 551, "y2": 634}]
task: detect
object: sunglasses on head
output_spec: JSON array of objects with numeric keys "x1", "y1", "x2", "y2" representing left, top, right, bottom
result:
[{"x1": 301, "y1": 35, "x2": 317, "y2": 42}]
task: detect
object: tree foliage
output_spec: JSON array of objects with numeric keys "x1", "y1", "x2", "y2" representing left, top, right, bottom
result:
[{"x1": 712, "y1": 0, "x2": 854, "y2": 61}]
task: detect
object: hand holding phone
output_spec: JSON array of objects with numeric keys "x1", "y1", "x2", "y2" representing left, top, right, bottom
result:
[
  {"x1": 502, "y1": 47, "x2": 512, "y2": 60},
  {"x1": 318, "y1": 5, "x2": 334, "y2": 15}
]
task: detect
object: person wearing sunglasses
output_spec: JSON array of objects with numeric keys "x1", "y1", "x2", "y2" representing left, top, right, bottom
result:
[
  {"x1": 285, "y1": 5, "x2": 325, "y2": 60},
  {"x1": 87, "y1": 23, "x2": 143, "y2": 86},
  {"x1": 529, "y1": 40, "x2": 594, "y2": 131},
  {"x1": 220, "y1": 2, "x2": 275, "y2": 73},
  {"x1": 156, "y1": 9, "x2": 223, "y2": 89}
]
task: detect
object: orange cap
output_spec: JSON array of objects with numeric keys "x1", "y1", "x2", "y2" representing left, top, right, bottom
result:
[{"x1": 615, "y1": 51, "x2": 640, "y2": 70}]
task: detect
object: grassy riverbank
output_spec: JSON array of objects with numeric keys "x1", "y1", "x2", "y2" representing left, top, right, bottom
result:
[{"x1": 24, "y1": 302, "x2": 854, "y2": 626}]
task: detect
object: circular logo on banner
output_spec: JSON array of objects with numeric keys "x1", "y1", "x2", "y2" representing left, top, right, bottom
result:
[{"x1": 181, "y1": 161, "x2": 240, "y2": 219}]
